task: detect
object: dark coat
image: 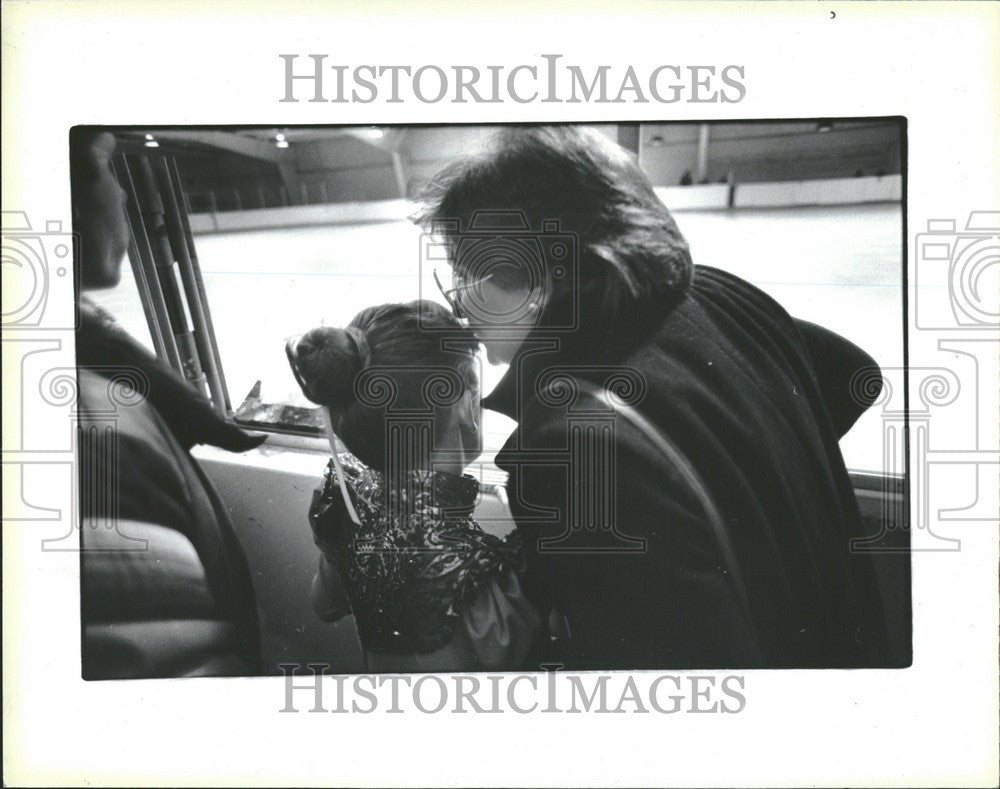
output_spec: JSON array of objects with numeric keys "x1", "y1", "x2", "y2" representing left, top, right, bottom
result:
[
  {"x1": 77, "y1": 301, "x2": 263, "y2": 678},
  {"x1": 483, "y1": 265, "x2": 890, "y2": 669}
]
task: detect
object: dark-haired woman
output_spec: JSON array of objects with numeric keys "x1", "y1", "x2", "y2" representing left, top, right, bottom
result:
[
  {"x1": 414, "y1": 125, "x2": 891, "y2": 669},
  {"x1": 287, "y1": 300, "x2": 541, "y2": 671}
]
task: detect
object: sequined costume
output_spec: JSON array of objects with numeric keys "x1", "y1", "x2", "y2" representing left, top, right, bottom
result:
[{"x1": 309, "y1": 452, "x2": 523, "y2": 655}]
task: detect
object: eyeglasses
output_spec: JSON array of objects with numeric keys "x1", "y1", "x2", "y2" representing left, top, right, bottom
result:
[{"x1": 433, "y1": 268, "x2": 495, "y2": 320}]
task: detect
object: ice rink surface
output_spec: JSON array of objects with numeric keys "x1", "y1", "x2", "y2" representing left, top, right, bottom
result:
[{"x1": 91, "y1": 202, "x2": 903, "y2": 475}]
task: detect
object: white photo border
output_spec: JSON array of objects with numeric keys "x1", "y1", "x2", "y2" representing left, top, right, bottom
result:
[{"x1": 2, "y1": 1, "x2": 998, "y2": 786}]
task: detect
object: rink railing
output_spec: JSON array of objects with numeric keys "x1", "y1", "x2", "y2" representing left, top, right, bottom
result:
[{"x1": 186, "y1": 175, "x2": 903, "y2": 234}]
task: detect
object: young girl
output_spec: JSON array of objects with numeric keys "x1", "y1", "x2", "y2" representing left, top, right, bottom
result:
[{"x1": 287, "y1": 300, "x2": 540, "y2": 671}]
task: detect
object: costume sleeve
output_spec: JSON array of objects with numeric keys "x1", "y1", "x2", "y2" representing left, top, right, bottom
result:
[
  {"x1": 795, "y1": 318, "x2": 884, "y2": 438},
  {"x1": 310, "y1": 553, "x2": 353, "y2": 622},
  {"x1": 456, "y1": 568, "x2": 543, "y2": 670},
  {"x1": 363, "y1": 568, "x2": 543, "y2": 672},
  {"x1": 307, "y1": 467, "x2": 354, "y2": 622}
]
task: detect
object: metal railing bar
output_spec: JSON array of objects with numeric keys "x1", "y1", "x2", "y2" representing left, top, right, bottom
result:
[
  {"x1": 115, "y1": 154, "x2": 183, "y2": 371},
  {"x1": 153, "y1": 157, "x2": 228, "y2": 416},
  {"x1": 169, "y1": 158, "x2": 234, "y2": 413},
  {"x1": 130, "y1": 154, "x2": 208, "y2": 395}
]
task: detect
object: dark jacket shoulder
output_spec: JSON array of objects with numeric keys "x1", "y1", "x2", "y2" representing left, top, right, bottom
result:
[{"x1": 488, "y1": 266, "x2": 889, "y2": 669}]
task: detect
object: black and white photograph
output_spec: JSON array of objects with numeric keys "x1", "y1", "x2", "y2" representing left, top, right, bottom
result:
[
  {"x1": 3, "y1": 2, "x2": 998, "y2": 787},
  {"x1": 74, "y1": 120, "x2": 909, "y2": 677}
]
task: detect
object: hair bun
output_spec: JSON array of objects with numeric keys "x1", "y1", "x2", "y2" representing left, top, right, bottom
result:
[
  {"x1": 291, "y1": 326, "x2": 366, "y2": 407},
  {"x1": 344, "y1": 326, "x2": 372, "y2": 368}
]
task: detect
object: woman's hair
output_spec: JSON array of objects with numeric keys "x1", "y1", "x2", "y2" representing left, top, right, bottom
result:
[
  {"x1": 412, "y1": 125, "x2": 694, "y2": 316},
  {"x1": 298, "y1": 300, "x2": 479, "y2": 471}
]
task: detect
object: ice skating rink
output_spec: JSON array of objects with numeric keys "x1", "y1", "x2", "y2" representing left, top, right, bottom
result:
[{"x1": 91, "y1": 202, "x2": 903, "y2": 474}]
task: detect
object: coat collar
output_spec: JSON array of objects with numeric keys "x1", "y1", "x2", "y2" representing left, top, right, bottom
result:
[{"x1": 481, "y1": 290, "x2": 681, "y2": 422}]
